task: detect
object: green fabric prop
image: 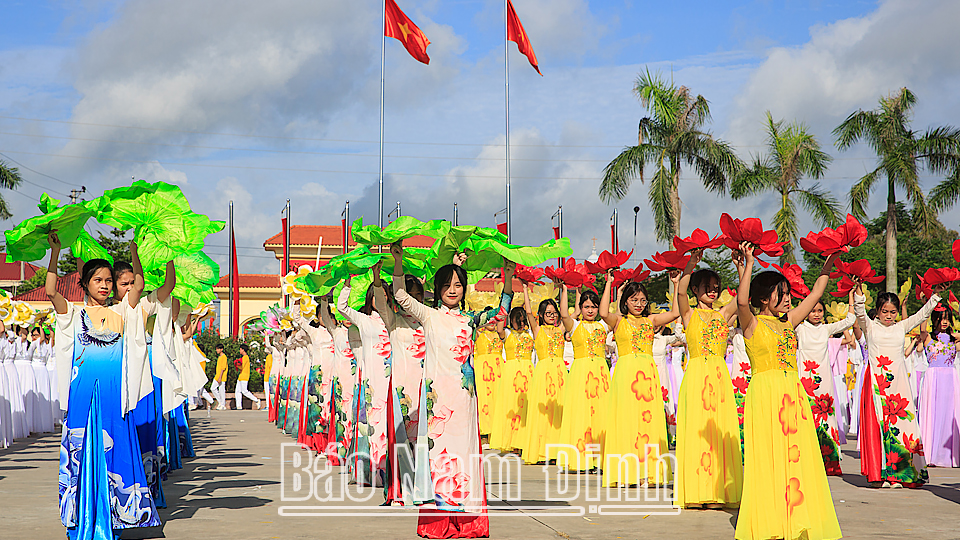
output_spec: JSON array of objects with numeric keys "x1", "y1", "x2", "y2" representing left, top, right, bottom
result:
[
  {"x1": 95, "y1": 181, "x2": 225, "y2": 270},
  {"x1": 144, "y1": 251, "x2": 220, "y2": 306},
  {"x1": 36, "y1": 193, "x2": 114, "y2": 264},
  {"x1": 428, "y1": 229, "x2": 572, "y2": 279},
  {"x1": 4, "y1": 195, "x2": 95, "y2": 262},
  {"x1": 351, "y1": 216, "x2": 449, "y2": 246}
]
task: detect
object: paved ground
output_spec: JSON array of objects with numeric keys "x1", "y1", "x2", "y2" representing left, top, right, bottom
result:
[{"x1": 2, "y1": 410, "x2": 959, "y2": 539}]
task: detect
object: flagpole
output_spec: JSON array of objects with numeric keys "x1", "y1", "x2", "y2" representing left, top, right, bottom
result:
[
  {"x1": 504, "y1": 0, "x2": 511, "y2": 243},
  {"x1": 379, "y1": 0, "x2": 386, "y2": 232},
  {"x1": 284, "y1": 199, "x2": 291, "y2": 308},
  {"x1": 228, "y1": 200, "x2": 234, "y2": 338}
]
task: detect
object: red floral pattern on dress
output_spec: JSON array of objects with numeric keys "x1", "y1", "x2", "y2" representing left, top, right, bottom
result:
[
  {"x1": 811, "y1": 393, "x2": 834, "y2": 425},
  {"x1": 631, "y1": 369, "x2": 657, "y2": 402},
  {"x1": 874, "y1": 373, "x2": 891, "y2": 395},
  {"x1": 451, "y1": 329, "x2": 473, "y2": 364},
  {"x1": 779, "y1": 394, "x2": 799, "y2": 435},
  {"x1": 876, "y1": 355, "x2": 893, "y2": 371},
  {"x1": 785, "y1": 477, "x2": 804, "y2": 515},
  {"x1": 882, "y1": 394, "x2": 910, "y2": 430},
  {"x1": 701, "y1": 375, "x2": 717, "y2": 411},
  {"x1": 513, "y1": 371, "x2": 529, "y2": 393},
  {"x1": 699, "y1": 451, "x2": 714, "y2": 475},
  {"x1": 408, "y1": 328, "x2": 426, "y2": 361},
  {"x1": 732, "y1": 376, "x2": 749, "y2": 394},
  {"x1": 576, "y1": 428, "x2": 596, "y2": 453},
  {"x1": 432, "y1": 450, "x2": 470, "y2": 506},
  {"x1": 585, "y1": 371, "x2": 601, "y2": 399},
  {"x1": 738, "y1": 361, "x2": 752, "y2": 375},
  {"x1": 902, "y1": 433, "x2": 923, "y2": 455},
  {"x1": 634, "y1": 433, "x2": 652, "y2": 462},
  {"x1": 802, "y1": 360, "x2": 820, "y2": 373},
  {"x1": 801, "y1": 376, "x2": 819, "y2": 396}
]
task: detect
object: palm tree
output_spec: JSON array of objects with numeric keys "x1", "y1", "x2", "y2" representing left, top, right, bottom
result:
[
  {"x1": 834, "y1": 88, "x2": 960, "y2": 292},
  {"x1": 599, "y1": 69, "x2": 742, "y2": 242},
  {"x1": 731, "y1": 111, "x2": 841, "y2": 265},
  {"x1": 0, "y1": 160, "x2": 23, "y2": 220}
]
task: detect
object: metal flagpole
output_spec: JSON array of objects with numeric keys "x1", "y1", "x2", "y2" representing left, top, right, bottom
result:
[
  {"x1": 378, "y1": 0, "x2": 386, "y2": 231},
  {"x1": 228, "y1": 200, "x2": 234, "y2": 337},
  {"x1": 284, "y1": 199, "x2": 291, "y2": 308},
  {"x1": 453, "y1": 202, "x2": 458, "y2": 226},
  {"x1": 504, "y1": 0, "x2": 511, "y2": 243}
]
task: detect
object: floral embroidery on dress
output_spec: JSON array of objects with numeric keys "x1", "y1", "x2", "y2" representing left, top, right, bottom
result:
[{"x1": 698, "y1": 310, "x2": 729, "y2": 355}]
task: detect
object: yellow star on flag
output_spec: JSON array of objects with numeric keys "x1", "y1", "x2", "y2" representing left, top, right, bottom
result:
[{"x1": 398, "y1": 22, "x2": 412, "y2": 42}]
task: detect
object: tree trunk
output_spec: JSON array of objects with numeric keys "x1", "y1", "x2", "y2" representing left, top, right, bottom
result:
[
  {"x1": 780, "y1": 189, "x2": 795, "y2": 266},
  {"x1": 885, "y1": 185, "x2": 897, "y2": 293},
  {"x1": 669, "y1": 169, "x2": 682, "y2": 298}
]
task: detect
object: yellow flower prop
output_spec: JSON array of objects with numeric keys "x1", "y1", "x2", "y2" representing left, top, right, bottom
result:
[
  {"x1": 12, "y1": 301, "x2": 34, "y2": 326},
  {"x1": 826, "y1": 301, "x2": 849, "y2": 324},
  {"x1": 282, "y1": 265, "x2": 314, "y2": 301},
  {"x1": 0, "y1": 304, "x2": 12, "y2": 325},
  {"x1": 191, "y1": 302, "x2": 214, "y2": 320},
  {"x1": 898, "y1": 277, "x2": 912, "y2": 306},
  {"x1": 299, "y1": 295, "x2": 318, "y2": 322}
]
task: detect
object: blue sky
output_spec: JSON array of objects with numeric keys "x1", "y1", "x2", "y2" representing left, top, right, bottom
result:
[{"x1": 1, "y1": 0, "x2": 957, "y2": 273}]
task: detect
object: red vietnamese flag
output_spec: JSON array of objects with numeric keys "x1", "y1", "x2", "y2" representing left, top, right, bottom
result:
[
  {"x1": 507, "y1": 0, "x2": 541, "y2": 75},
  {"x1": 385, "y1": 0, "x2": 431, "y2": 64}
]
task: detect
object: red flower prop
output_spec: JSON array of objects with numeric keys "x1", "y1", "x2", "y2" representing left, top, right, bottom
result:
[
  {"x1": 672, "y1": 228, "x2": 725, "y2": 253},
  {"x1": 921, "y1": 267, "x2": 960, "y2": 287},
  {"x1": 718, "y1": 213, "x2": 788, "y2": 257},
  {"x1": 799, "y1": 214, "x2": 868, "y2": 256},
  {"x1": 611, "y1": 264, "x2": 651, "y2": 288},
  {"x1": 830, "y1": 275, "x2": 857, "y2": 297},
  {"x1": 829, "y1": 259, "x2": 884, "y2": 284},
  {"x1": 514, "y1": 265, "x2": 545, "y2": 285},
  {"x1": 584, "y1": 249, "x2": 633, "y2": 274},
  {"x1": 954, "y1": 238, "x2": 960, "y2": 263},
  {"x1": 644, "y1": 250, "x2": 691, "y2": 272},
  {"x1": 772, "y1": 263, "x2": 811, "y2": 298},
  {"x1": 547, "y1": 258, "x2": 597, "y2": 291},
  {"x1": 544, "y1": 265, "x2": 564, "y2": 282}
]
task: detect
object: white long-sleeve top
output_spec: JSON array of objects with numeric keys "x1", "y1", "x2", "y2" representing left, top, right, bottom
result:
[
  {"x1": 854, "y1": 293, "x2": 940, "y2": 368},
  {"x1": 796, "y1": 313, "x2": 856, "y2": 372}
]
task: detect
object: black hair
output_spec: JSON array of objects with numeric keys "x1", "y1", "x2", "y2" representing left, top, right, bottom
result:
[
  {"x1": 661, "y1": 326, "x2": 673, "y2": 336},
  {"x1": 690, "y1": 268, "x2": 721, "y2": 292},
  {"x1": 509, "y1": 306, "x2": 527, "y2": 331},
  {"x1": 749, "y1": 271, "x2": 791, "y2": 311},
  {"x1": 931, "y1": 306, "x2": 955, "y2": 342},
  {"x1": 215, "y1": 343, "x2": 224, "y2": 350},
  {"x1": 813, "y1": 299, "x2": 826, "y2": 311},
  {"x1": 432, "y1": 264, "x2": 468, "y2": 309},
  {"x1": 405, "y1": 275, "x2": 425, "y2": 300},
  {"x1": 113, "y1": 261, "x2": 134, "y2": 279},
  {"x1": 239, "y1": 344, "x2": 249, "y2": 353},
  {"x1": 876, "y1": 292, "x2": 901, "y2": 315},
  {"x1": 619, "y1": 281, "x2": 651, "y2": 317},
  {"x1": 867, "y1": 308, "x2": 877, "y2": 320},
  {"x1": 360, "y1": 285, "x2": 377, "y2": 316},
  {"x1": 79, "y1": 258, "x2": 114, "y2": 296},
  {"x1": 537, "y1": 298, "x2": 560, "y2": 326},
  {"x1": 579, "y1": 289, "x2": 601, "y2": 315}
]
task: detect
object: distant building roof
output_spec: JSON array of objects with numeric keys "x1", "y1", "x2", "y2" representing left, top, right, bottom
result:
[
  {"x1": 263, "y1": 224, "x2": 434, "y2": 249},
  {"x1": 0, "y1": 254, "x2": 40, "y2": 283},
  {"x1": 474, "y1": 277, "x2": 522, "y2": 292},
  {"x1": 214, "y1": 273, "x2": 281, "y2": 289},
  {"x1": 15, "y1": 271, "x2": 83, "y2": 302}
]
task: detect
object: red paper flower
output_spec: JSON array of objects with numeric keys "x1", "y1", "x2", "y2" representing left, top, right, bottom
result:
[
  {"x1": 644, "y1": 250, "x2": 691, "y2": 272},
  {"x1": 672, "y1": 228, "x2": 725, "y2": 253},
  {"x1": 514, "y1": 265, "x2": 545, "y2": 285},
  {"x1": 611, "y1": 264, "x2": 651, "y2": 288},
  {"x1": 584, "y1": 249, "x2": 633, "y2": 274},
  {"x1": 772, "y1": 262, "x2": 811, "y2": 298},
  {"x1": 829, "y1": 259, "x2": 884, "y2": 284},
  {"x1": 544, "y1": 265, "x2": 564, "y2": 282},
  {"x1": 922, "y1": 267, "x2": 960, "y2": 287},
  {"x1": 718, "y1": 213, "x2": 788, "y2": 258},
  {"x1": 799, "y1": 214, "x2": 868, "y2": 256},
  {"x1": 954, "y1": 238, "x2": 960, "y2": 263},
  {"x1": 830, "y1": 275, "x2": 857, "y2": 297}
]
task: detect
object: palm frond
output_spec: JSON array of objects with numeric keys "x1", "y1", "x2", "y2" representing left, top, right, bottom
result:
[
  {"x1": 848, "y1": 168, "x2": 880, "y2": 221},
  {"x1": 772, "y1": 195, "x2": 798, "y2": 265},
  {"x1": 796, "y1": 184, "x2": 844, "y2": 229},
  {"x1": 730, "y1": 157, "x2": 777, "y2": 199},
  {"x1": 599, "y1": 144, "x2": 662, "y2": 203},
  {"x1": 0, "y1": 160, "x2": 22, "y2": 191},
  {"x1": 929, "y1": 168, "x2": 960, "y2": 214},
  {"x1": 648, "y1": 165, "x2": 677, "y2": 242}
]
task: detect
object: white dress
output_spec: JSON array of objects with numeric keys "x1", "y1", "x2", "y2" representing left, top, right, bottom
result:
[
  {"x1": 47, "y1": 344, "x2": 61, "y2": 424},
  {"x1": 31, "y1": 341, "x2": 54, "y2": 433},
  {"x1": 1, "y1": 337, "x2": 27, "y2": 438},
  {"x1": 13, "y1": 337, "x2": 39, "y2": 434},
  {"x1": 0, "y1": 340, "x2": 12, "y2": 446}
]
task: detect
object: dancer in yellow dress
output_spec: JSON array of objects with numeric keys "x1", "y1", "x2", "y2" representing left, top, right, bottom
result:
[
  {"x1": 734, "y1": 242, "x2": 842, "y2": 540},
  {"x1": 474, "y1": 319, "x2": 504, "y2": 437},
  {"x1": 489, "y1": 306, "x2": 535, "y2": 453},
  {"x1": 557, "y1": 284, "x2": 611, "y2": 470},
  {"x1": 675, "y1": 249, "x2": 743, "y2": 509},
  {"x1": 519, "y1": 287, "x2": 566, "y2": 464},
  {"x1": 600, "y1": 270, "x2": 680, "y2": 486}
]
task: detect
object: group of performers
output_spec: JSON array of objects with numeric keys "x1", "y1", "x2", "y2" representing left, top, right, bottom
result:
[
  {"x1": 41, "y1": 232, "x2": 212, "y2": 539},
  {"x1": 263, "y1": 224, "x2": 960, "y2": 540},
  {"x1": 0, "y1": 318, "x2": 59, "y2": 447}
]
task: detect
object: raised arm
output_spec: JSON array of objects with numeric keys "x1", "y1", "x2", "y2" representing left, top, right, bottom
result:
[
  {"x1": 127, "y1": 240, "x2": 144, "y2": 308},
  {"x1": 677, "y1": 249, "x2": 702, "y2": 325},
  {"x1": 182, "y1": 313, "x2": 198, "y2": 341},
  {"x1": 720, "y1": 248, "x2": 747, "y2": 322},
  {"x1": 336, "y1": 285, "x2": 364, "y2": 326},
  {"x1": 155, "y1": 260, "x2": 176, "y2": 303},
  {"x1": 788, "y1": 253, "x2": 841, "y2": 327},
  {"x1": 318, "y1": 296, "x2": 336, "y2": 334},
  {"x1": 523, "y1": 283, "x2": 540, "y2": 336},
  {"x1": 650, "y1": 271, "x2": 682, "y2": 327},
  {"x1": 736, "y1": 242, "x2": 757, "y2": 338},
  {"x1": 390, "y1": 241, "x2": 430, "y2": 323},
  {"x1": 903, "y1": 288, "x2": 944, "y2": 332},
  {"x1": 599, "y1": 272, "x2": 621, "y2": 330},
  {"x1": 371, "y1": 260, "x2": 395, "y2": 330},
  {"x1": 559, "y1": 284, "x2": 575, "y2": 332},
  {"x1": 852, "y1": 284, "x2": 869, "y2": 333},
  {"x1": 474, "y1": 260, "x2": 515, "y2": 329},
  {"x1": 44, "y1": 233, "x2": 68, "y2": 314},
  {"x1": 824, "y1": 292, "x2": 857, "y2": 335}
]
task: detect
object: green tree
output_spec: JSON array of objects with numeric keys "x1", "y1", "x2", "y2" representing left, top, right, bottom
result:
[
  {"x1": 0, "y1": 160, "x2": 23, "y2": 220},
  {"x1": 731, "y1": 112, "x2": 841, "y2": 265},
  {"x1": 195, "y1": 330, "x2": 267, "y2": 393},
  {"x1": 834, "y1": 87, "x2": 960, "y2": 292},
  {"x1": 599, "y1": 69, "x2": 742, "y2": 241}
]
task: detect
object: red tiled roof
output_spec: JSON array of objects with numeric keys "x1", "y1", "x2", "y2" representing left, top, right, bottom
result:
[
  {"x1": 0, "y1": 254, "x2": 40, "y2": 282},
  {"x1": 15, "y1": 271, "x2": 84, "y2": 302},
  {"x1": 214, "y1": 273, "x2": 281, "y2": 289},
  {"x1": 263, "y1": 225, "x2": 434, "y2": 249}
]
